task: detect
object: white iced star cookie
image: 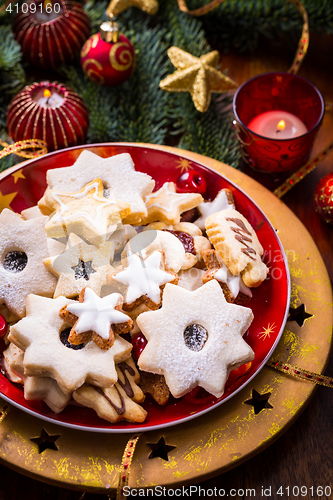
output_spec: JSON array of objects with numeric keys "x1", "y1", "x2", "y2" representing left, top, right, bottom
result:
[
  {"x1": 111, "y1": 250, "x2": 178, "y2": 310},
  {"x1": 42, "y1": 178, "x2": 131, "y2": 245},
  {"x1": 60, "y1": 287, "x2": 133, "y2": 350},
  {"x1": 205, "y1": 208, "x2": 269, "y2": 287},
  {"x1": 39, "y1": 151, "x2": 155, "y2": 224},
  {"x1": 43, "y1": 233, "x2": 114, "y2": 299},
  {"x1": 8, "y1": 295, "x2": 132, "y2": 394},
  {"x1": 73, "y1": 357, "x2": 147, "y2": 423},
  {"x1": 194, "y1": 188, "x2": 235, "y2": 230},
  {"x1": 137, "y1": 280, "x2": 254, "y2": 398},
  {"x1": 140, "y1": 181, "x2": 203, "y2": 225},
  {"x1": 0, "y1": 209, "x2": 57, "y2": 317}
]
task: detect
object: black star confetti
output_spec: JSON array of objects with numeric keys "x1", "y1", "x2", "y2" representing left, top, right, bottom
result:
[
  {"x1": 287, "y1": 304, "x2": 313, "y2": 327},
  {"x1": 147, "y1": 436, "x2": 176, "y2": 461},
  {"x1": 30, "y1": 428, "x2": 60, "y2": 453},
  {"x1": 244, "y1": 389, "x2": 273, "y2": 415},
  {"x1": 71, "y1": 259, "x2": 96, "y2": 281}
]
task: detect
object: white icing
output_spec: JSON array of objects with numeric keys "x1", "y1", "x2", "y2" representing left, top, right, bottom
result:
[
  {"x1": 66, "y1": 288, "x2": 130, "y2": 340},
  {"x1": 214, "y1": 264, "x2": 252, "y2": 298},
  {"x1": 114, "y1": 251, "x2": 175, "y2": 304},
  {"x1": 195, "y1": 189, "x2": 234, "y2": 230}
]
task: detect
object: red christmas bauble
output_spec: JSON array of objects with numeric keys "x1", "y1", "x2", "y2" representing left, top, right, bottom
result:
[
  {"x1": 176, "y1": 170, "x2": 207, "y2": 195},
  {"x1": 7, "y1": 81, "x2": 89, "y2": 151},
  {"x1": 0, "y1": 315, "x2": 7, "y2": 339},
  {"x1": 81, "y1": 32, "x2": 135, "y2": 86},
  {"x1": 314, "y1": 172, "x2": 333, "y2": 224},
  {"x1": 12, "y1": 0, "x2": 90, "y2": 69}
]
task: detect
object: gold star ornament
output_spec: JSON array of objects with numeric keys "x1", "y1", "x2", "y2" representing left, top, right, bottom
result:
[
  {"x1": 160, "y1": 47, "x2": 238, "y2": 112},
  {"x1": 106, "y1": 0, "x2": 159, "y2": 17}
]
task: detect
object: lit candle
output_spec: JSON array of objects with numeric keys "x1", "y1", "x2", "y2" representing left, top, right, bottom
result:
[
  {"x1": 247, "y1": 110, "x2": 308, "y2": 139},
  {"x1": 37, "y1": 88, "x2": 65, "y2": 108}
]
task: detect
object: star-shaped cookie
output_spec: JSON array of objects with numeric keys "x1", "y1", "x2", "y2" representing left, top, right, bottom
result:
[
  {"x1": 0, "y1": 209, "x2": 57, "y2": 317},
  {"x1": 43, "y1": 233, "x2": 114, "y2": 298},
  {"x1": 137, "y1": 280, "x2": 254, "y2": 398},
  {"x1": 39, "y1": 151, "x2": 155, "y2": 224},
  {"x1": 141, "y1": 182, "x2": 203, "y2": 225},
  {"x1": 112, "y1": 251, "x2": 178, "y2": 309},
  {"x1": 43, "y1": 178, "x2": 130, "y2": 245},
  {"x1": 195, "y1": 188, "x2": 235, "y2": 230},
  {"x1": 160, "y1": 47, "x2": 238, "y2": 112},
  {"x1": 8, "y1": 295, "x2": 132, "y2": 394}
]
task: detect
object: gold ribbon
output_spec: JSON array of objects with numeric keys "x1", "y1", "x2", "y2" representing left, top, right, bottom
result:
[
  {"x1": 268, "y1": 360, "x2": 333, "y2": 388},
  {"x1": 116, "y1": 434, "x2": 141, "y2": 500},
  {"x1": 177, "y1": 0, "x2": 309, "y2": 73},
  {"x1": 0, "y1": 139, "x2": 48, "y2": 160}
]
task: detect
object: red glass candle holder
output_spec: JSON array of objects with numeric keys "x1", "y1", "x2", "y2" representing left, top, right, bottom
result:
[
  {"x1": 233, "y1": 72, "x2": 324, "y2": 173},
  {"x1": 7, "y1": 81, "x2": 89, "y2": 151}
]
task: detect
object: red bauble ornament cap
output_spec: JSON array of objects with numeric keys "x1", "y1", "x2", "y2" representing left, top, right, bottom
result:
[
  {"x1": 12, "y1": 0, "x2": 91, "y2": 70},
  {"x1": 314, "y1": 172, "x2": 333, "y2": 225},
  {"x1": 81, "y1": 20, "x2": 135, "y2": 86},
  {"x1": 7, "y1": 81, "x2": 89, "y2": 151}
]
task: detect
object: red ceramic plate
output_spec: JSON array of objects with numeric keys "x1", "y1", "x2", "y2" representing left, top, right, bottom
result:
[{"x1": 0, "y1": 144, "x2": 290, "y2": 433}]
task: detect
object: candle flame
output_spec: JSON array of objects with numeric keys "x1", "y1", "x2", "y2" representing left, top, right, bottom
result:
[
  {"x1": 277, "y1": 120, "x2": 285, "y2": 131},
  {"x1": 43, "y1": 89, "x2": 52, "y2": 98}
]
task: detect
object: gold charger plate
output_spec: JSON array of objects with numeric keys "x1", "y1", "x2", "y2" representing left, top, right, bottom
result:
[{"x1": 0, "y1": 145, "x2": 331, "y2": 494}]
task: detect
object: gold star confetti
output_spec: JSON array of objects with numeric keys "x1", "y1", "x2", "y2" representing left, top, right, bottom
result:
[
  {"x1": 160, "y1": 47, "x2": 238, "y2": 112},
  {"x1": 12, "y1": 169, "x2": 25, "y2": 184},
  {"x1": 106, "y1": 0, "x2": 159, "y2": 17},
  {"x1": 175, "y1": 158, "x2": 193, "y2": 173},
  {"x1": 258, "y1": 322, "x2": 276, "y2": 341},
  {"x1": 0, "y1": 190, "x2": 17, "y2": 213}
]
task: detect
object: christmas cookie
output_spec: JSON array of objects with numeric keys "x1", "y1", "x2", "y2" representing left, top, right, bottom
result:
[
  {"x1": 73, "y1": 357, "x2": 147, "y2": 423},
  {"x1": 3, "y1": 342, "x2": 71, "y2": 413},
  {"x1": 43, "y1": 233, "x2": 114, "y2": 298},
  {"x1": 123, "y1": 229, "x2": 186, "y2": 273},
  {"x1": 111, "y1": 250, "x2": 178, "y2": 310},
  {"x1": 195, "y1": 188, "x2": 235, "y2": 230},
  {"x1": 205, "y1": 208, "x2": 269, "y2": 287},
  {"x1": 8, "y1": 294, "x2": 132, "y2": 394},
  {"x1": 137, "y1": 280, "x2": 254, "y2": 399},
  {"x1": 140, "y1": 181, "x2": 203, "y2": 225},
  {"x1": 139, "y1": 371, "x2": 170, "y2": 406},
  {"x1": 202, "y1": 249, "x2": 252, "y2": 304},
  {"x1": 42, "y1": 178, "x2": 131, "y2": 245},
  {"x1": 60, "y1": 287, "x2": 133, "y2": 350},
  {"x1": 0, "y1": 209, "x2": 57, "y2": 317},
  {"x1": 39, "y1": 151, "x2": 154, "y2": 224}
]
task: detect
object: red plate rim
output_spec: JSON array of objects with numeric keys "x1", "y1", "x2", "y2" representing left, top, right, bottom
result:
[{"x1": 0, "y1": 143, "x2": 291, "y2": 433}]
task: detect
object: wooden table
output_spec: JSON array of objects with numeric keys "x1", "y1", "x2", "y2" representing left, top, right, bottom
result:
[{"x1": 0, "y1": 33, "x2": 332, "y2": 500}]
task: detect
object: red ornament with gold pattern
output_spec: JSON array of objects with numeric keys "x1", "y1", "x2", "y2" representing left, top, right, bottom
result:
[
  {"x1": 12, "y1": 0, "x2": 90, "y2": 69},
  {"x1": 314, "y1": 172, "x2": 333, "y2": 225},
  {"x1": 80, "y1": 18, "x2": 135, "y2": 86},
  {"x1": 7, "y1": 81, "x2": 89, "y2": 151}
]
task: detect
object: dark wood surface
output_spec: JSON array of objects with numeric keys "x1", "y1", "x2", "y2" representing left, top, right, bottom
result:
[{"x1": 0, "y1": 32, "x2": 332, "y2": 500}]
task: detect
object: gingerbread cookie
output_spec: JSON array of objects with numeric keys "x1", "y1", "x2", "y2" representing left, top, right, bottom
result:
[
  {"x1": 139, "y1": 371, "x2": 170, "y2": 406},
  {"x1": 202, "y1": 249, "x2": 252, "y2": 304},
  {"x1": 42, "y1": 178, "x2": 131, "y2": 245},
  {"x1": 137, "y1": 280, "x2": 254, "y2": 398},
  {"x1": 8, "y1": 294, "x2": 132, "y2": 394},
  {"x1": 73, "y1": 357, "x2": 147, "y2": 423},
  {"x1": 195, "y1": 188, "x2": 235, "y2": 230},
  {"x1": 43, "y1": 233, "x2": 114, "y2": 299},
  {"x1": 140, "y1": 182, "x2": 203, "y2": 225},
  {"x1": 39, "y1": 151, "x2": 154, "y2": 224},
  {"x1": 205, "y1": 208, "x2": 269, "y2": 287},
  {"x1": 111, "y1": 250, "x2": 178, "y2": 310},
  {"x1": 0, "y1": 209, "x2": 57, "y2": 317},
  {"x1": 60, "y1": 287, "x2": 133, "y2": 350}
]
